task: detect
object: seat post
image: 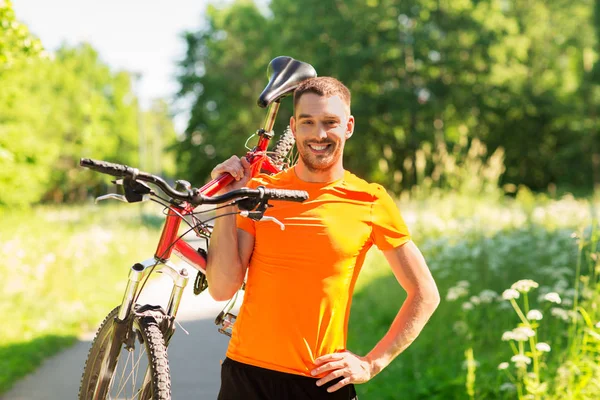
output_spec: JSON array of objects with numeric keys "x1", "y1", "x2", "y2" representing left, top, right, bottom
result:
[{"x1": 263, "y1": 101, "x2": 281, "y2": 133}]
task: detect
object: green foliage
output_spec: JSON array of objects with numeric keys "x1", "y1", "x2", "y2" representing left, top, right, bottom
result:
[
  {"x1": 0, "y1": 44, "x2": 139, "y2": 206},
  {"x1": 348, "y1": 196, "x2": 598, "y2": 399},
  {"x1": 0, "y1": 0, "x2": 43, "y2": 69},
  {"x1": 0, "y1": 205, "x2": 161, "y2": 393},
  {"x1": 176, "y1": 0, "x2": 600, "y2": 193},
  {"x1": 0, "y1": 4, "x2": 179, "y2": 207},
  {"x1": 0, "y1": 42, "x2": 178, "y2": 206},
  {"x1": 175, "y1": 0, "x2": 277, "y2": 181},
  {"x1": 141, "y1": 99, "x2": 178, "y2": 176}
]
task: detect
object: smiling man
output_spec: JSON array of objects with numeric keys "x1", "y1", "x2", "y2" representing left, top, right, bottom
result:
[{"x1": 207, "y1": 77, "x2": 440, "y2": 400}]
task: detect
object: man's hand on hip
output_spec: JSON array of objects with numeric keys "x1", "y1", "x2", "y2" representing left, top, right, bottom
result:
[{"x1": 311, "y1": 351, "x2": 373, "y2": 392}]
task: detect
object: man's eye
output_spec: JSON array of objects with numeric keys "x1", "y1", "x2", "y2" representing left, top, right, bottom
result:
[{"x1": 302, "y1": 120, "x2": 313, "y2": 125}]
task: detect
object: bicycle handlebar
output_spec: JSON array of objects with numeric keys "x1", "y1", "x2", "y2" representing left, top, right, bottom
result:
[{"x1": 80, "y1": 158, "x2": 309, "y2": 205}]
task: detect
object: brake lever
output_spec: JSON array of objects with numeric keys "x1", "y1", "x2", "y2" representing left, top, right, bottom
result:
[
  {"x1": 95, "y1": 178, "x2": 152, "y2": 204},
  {"x1": 261, "y1": 216, "x2": 285, "y2": 230},
  {"x1": 95, "y1": 193, "x2": 128, "y2": 204},
  {"x1": 239, "y1": 210, "x2": 285, "y2": 230}
]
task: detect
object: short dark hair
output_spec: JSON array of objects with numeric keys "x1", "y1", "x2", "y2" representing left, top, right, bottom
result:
[{"x1": 293, "y1": 77, "x2": 351, "y2": 114}]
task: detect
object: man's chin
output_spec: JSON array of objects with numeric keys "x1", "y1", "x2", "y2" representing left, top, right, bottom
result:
[{"x1": 303, "y1": 159, "x2": 335, "y2": 173}]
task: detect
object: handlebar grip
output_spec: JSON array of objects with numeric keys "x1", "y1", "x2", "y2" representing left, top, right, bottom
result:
[
  {"x1": 80, "y1": 158, "x2": 132, "y2": 177},
  {"x1": 262, "y1": 188, "x2": 309, "y2": 202}
]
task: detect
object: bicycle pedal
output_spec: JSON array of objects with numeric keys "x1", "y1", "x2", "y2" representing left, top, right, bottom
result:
[{"x1": 217, "y1": 313, "x2": 237, "y2": 337}]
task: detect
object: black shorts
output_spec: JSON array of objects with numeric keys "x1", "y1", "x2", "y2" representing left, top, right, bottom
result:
[{"x1": 218, "y1": 357, "x2": 358, "y2": 400}]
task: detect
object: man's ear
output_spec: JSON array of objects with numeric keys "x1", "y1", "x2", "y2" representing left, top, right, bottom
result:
[
  {"x1": 345, "y1": 115, "x2": 355, "y2": 139},
  {"x1": 290, "y1": 115, "x2": 297, "y2": 137}
]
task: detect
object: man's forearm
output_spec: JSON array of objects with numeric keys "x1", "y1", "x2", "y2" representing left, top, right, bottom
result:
[
  {"x1": 206, "y1": 206, "x2": 245, "y2": 300},
  {"x1": 366, "y1": 291, "x2": 440, "y2": 376}
]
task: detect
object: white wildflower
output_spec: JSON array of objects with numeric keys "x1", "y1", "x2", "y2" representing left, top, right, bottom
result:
[
  {"x1": 596, "y1": 321, "x2": 600, "y2": 329},
  {"x1": 446, "y1": 286, "x2": 469, "y2": 301},
  {"x1": 557, "y1": 365, "x2": 569, "y2": 379},
  {"x1": 500, "y1": 382, "x2": 516, "y2": 392},
  {"x1": 551, "y1": 308, "x2": 569, "y2": 321},
  {"x1": 526, "y1": 309, "x2": 543, "y2": 321},
  {"x1": 498, "y1": 362, "x2": 510, "y2": 370},
  {"x1": 502, "y1": 289, "x2": 520, "y2": 300},
  {"x1": 511, "y1": 279, "x2": 539, "y2": 293},
  {"x1": 469, "y1": 296, "x2": 481, "y2": 305},
  {"x1": 511, "y1": 354, "x2": 532, "y2": 367},
  {"x1": 536, "y1": 342, "x2": 551, "y2": 352},
  {"x1": 462, "y1": 302, "x2": 474, "y2": 311},
  {"x1": 512, "y1": 327, "x2": 536, "y2": 341},
  {"x1": 501, "y1": 331, "x2": 516, "y2": 341},
  {"x1": 544, "y1": 292, "x2": 562, "y2": 304},
  {"x1": 478, "y1": 289, "x2": 498, "y2": 303},
  {"x1": 457, "y1": 280, "x2": 470, "y2": 288},
  {"x1": 462, "y1": 358, "x2": 480, "y2": 369},
  {"x1": 567, "y1": 310, "x2": 580, "y2": 321},
  {"x1": 562, "y1": 298, "x2": 573, "y2": 307}
]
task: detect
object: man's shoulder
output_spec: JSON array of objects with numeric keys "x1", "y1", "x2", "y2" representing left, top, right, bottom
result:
[
  {"x1": 248, "y1": 168, "x2": 293, "y2": 188},
  {"x1": 342, "y1": 171, "x2": 390, "y2": 200}
]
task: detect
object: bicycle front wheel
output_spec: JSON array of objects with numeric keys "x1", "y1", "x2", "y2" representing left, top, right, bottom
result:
[{"x1": 79, "y1": 306, "x2": 171, "y2": 400}]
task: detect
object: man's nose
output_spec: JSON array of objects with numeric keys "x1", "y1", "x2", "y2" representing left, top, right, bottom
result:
[{"x1": 316, "y1": 124, "x2": 328, "y2": 139}]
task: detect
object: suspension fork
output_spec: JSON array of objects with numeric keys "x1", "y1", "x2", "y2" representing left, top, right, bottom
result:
[{"x1": 117, "y1": 258, "x2": 190, "y2": 323}]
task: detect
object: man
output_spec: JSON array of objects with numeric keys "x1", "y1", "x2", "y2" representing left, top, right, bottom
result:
[{"x1": 206, "y1": 77, "x2": 440, "y2": 400}]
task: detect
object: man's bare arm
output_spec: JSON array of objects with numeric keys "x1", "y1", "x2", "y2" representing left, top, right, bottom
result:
[
  {"x1": 365, "y1": 240, "x2": 440, "y2": 375},
  {"x1": 206, "y1": 212, "x2": 254, "y2": 301},
  {"x1": 312, "y1": 240, "x2": 440, "y2": 392},
  {"x1": 205, "y1": 156, "x2": 254, "y2": 301}
]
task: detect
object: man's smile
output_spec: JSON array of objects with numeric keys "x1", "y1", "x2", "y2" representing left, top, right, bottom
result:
[{"x1": 307, "y1": 143, "x2": 333, "y2": 154}]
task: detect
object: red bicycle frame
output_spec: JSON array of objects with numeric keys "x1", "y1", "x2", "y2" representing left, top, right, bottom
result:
[{"x1": 155, "y1": 101, "x2": 284, "y2": 272}]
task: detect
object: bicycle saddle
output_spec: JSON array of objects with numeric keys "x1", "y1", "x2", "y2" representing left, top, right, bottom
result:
[{"x1": 257, "y1": 56, "x2": 317, "y2": 108}]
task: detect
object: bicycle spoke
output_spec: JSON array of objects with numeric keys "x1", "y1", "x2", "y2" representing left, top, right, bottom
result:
[
  {"x1": 112, "y1": 350, "x2": 132, "y2": 398},
  {"x1": 111, "y1": 352, "x2": 133, "y2": 398},
  {"x1": 113, "y1": 346, "x2": 146, "y2": 399},
  {"x1": 101, "y1": 325, "x2": 150, "y2": 400},
  {"x1": 131, "y1": 348, "x2": 136, "y2": 398},
  {"x1": 103, "y1": 332, "x2": 120, "y2": 398},
  {"x1": 81, "y1": 307, "x2": 170, "y2": 400}
]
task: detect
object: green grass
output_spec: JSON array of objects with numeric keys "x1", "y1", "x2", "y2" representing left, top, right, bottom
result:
[
  {"x1": 0, "y1": 203, "x2": 162, "y2": 394},
  {"x1": 348, "y1": 195, "x2": 599, "y2": 399},
  {"x1": 2, "y1": 194, "x2": 599, "y2": 398}
]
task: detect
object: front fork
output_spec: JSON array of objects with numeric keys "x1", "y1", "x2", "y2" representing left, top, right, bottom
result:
[{"x1": 117, "y1": 258, "x2": 189, "y2": 330}]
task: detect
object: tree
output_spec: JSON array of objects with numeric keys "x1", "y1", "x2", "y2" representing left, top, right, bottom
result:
[
  {"x1": 175, "y1": 0, "x2": 278, "y2": 183},
  {"x1": 0, "y1": 43, "x2": 147, "y2": 205},
  {"x1": 0, "y1": 0, "x2": 43, "y2": 70},
  {"x1": 176, "y1": 0, "x2": 598, "y2": 193}
]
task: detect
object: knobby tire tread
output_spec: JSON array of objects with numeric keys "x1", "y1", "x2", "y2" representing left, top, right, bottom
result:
[
  {"x1": 269, "y1": 126, "x2": 295, "y2": 169},
  {"x1": 78, "y1": 306, "x2": 172, "y2": 400}
]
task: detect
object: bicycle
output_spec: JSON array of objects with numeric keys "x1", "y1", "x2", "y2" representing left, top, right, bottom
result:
[{"x1": 78, "y1": 56, "x2": 317, "y2": 400}]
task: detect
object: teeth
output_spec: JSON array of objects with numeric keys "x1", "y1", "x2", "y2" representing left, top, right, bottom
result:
[{"x1": 310, "y1": 144, "x2": 328, "y2": 150}]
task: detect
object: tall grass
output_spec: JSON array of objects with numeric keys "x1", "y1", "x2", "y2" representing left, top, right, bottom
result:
[
  {"x1": 0, "y1": 204, "x2": 161, "y2": 393},
  {"x1": 348, "y1": 194, "x2": 599, "y2": 399}
]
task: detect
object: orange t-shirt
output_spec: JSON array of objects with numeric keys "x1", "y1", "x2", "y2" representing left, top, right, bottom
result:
[{"x1": 226, "y1": 167, "x2": 410, "y2": 376}]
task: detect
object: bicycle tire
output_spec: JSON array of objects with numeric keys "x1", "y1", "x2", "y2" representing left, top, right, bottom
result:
[
  {"x1": 79, "y1": 306, "x2": 171, "y2": 400},
  {"x1": 268, "y1": 126, "x2": 296, "y2": 170}
]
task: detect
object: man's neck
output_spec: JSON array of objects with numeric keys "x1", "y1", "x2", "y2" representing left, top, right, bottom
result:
[{"x1": 294, "y1": 162, "x2": 345, "y2": 183}]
